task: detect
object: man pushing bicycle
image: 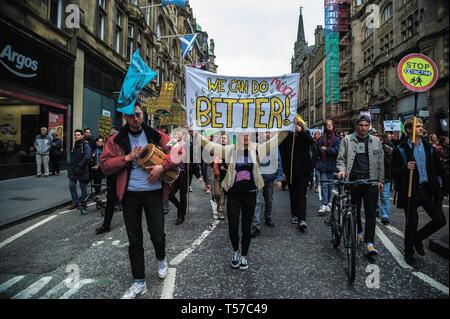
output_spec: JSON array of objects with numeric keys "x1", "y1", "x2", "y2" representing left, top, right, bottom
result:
[{"x1": 336, "y1": 115, "x2": 384, "y2": 256}]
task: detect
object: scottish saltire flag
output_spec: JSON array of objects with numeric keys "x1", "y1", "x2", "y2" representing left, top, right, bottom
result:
[
  {"x1": 180, "y1": 34, "x2": 197, "y2": 59},
  {"x1": 117, "y1": 50, "x2": 157, "y2": 115},
  {"x1": 161, "y1": 0, "x2": 186, "y2": 7}
]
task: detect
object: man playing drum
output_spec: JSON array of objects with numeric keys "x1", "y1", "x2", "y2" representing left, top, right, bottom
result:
[{"x1": 100, "y1": 102, "x2": 178, "y2": 299}]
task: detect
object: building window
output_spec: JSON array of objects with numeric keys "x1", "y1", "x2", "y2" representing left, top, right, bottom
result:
[
  {"x1": 127, "y1": 25, "x2": 135, "y2": 61},
  {"x1": 355, "y1": 0, "x2": 364, "y2": 6},
  {"x1": 364, "y1": 27, "x2": 374, "y2": 40},
  {"x1": 381, "y1": 3, "x2": 393, "y2": 24},
  {"x1": 130, "y1": 0, "x2": 138, "y2": 5},
  {"x1": 115, "y1": 11, "x2": 122, "y2": 55},
  {"x1": 137, "y1": 31, "x2": 142, "y2": 54},
  {"x1": 380, "y1": 30, "x2": 393, "y2": 54},
  {"x1": 401, "y1": 11, "x2": 418, "y2": 42},
  {"x1": 363, "y1": 46, "x2": 374, "y2": 67},
  {"x1": 156, "y1": 22, "x2": 162, "y2": 40},
  {"x1": 146, "y1": 42, "x2": 151, "y2": 65},
  {"x1": 97, "y1": 0, "x2": 107, "y2": 41},
  {"x1": 49, "y1": 0, "x2": 63, "y2": 28},
  {"x1": 146, "y1": 0, "x2": 152, "y2": 27}
]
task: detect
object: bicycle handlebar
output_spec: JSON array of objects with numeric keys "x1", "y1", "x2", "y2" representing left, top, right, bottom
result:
[{"x1": 320, "y1": 179, "x2": 380, "y2": 186}]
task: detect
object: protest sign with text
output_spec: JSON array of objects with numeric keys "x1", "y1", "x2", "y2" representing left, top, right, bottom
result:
[{"x1": 185, "y1": 67, "x2": 299, "y2": 132}]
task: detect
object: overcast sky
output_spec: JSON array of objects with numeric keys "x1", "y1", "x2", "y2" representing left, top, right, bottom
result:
[{"x1": 187, "y1": 0, "x2": 324, "y2": 77}]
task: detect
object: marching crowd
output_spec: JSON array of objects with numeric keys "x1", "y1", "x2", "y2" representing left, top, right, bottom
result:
[{"x1": 34, "y1": 101, "x2": 448, "y2": 299}]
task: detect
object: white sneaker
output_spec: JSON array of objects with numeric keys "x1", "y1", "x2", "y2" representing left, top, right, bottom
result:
[
  {"x1": 325, "y1": 205, "x2": 331, "y2": 212},
  {"x1": 121, "y1": 281, "x2": 147, "y2": 299},
  {"x1": 357, "y1": 232, "x2": 364, "y2": 245},
  {"x1": 189, "y1": 186, "x2": 193, "y2": 192},
  {"x1": 231, "y1": 250, "x2": 240, "y2": 268},
  {"x1": 158, "y1": 258, "x2": 168, "y2": 279}
]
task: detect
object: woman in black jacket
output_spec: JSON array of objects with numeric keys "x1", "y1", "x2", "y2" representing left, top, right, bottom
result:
[
  {"x1": 50, "y1": 133, "x2": 63, "y2": 175},
  {"x1": 68, "y1": 130, "x2": 91, "y2": 210}
]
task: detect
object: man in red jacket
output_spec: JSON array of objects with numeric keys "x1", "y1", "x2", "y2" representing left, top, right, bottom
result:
[{"x1": 100, "y1": 103, "x2": 177, "y2": 299}]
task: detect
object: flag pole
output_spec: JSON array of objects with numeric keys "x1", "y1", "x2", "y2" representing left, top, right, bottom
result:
[{"x1": 406, "y1": 92, "x2": 419, "y2": 216}]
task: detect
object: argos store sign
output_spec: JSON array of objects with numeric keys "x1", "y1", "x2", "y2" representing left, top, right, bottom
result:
[{"x1": 0, "y1": 44, "x2": 38, "y2": 78}]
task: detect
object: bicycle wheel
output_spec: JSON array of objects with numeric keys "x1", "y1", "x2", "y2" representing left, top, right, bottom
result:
[
  {"x1": 330, "y1": 196, "x2": 341, "y2": 248},
  {"x1": 343, "y1": 212, "x2": 356, "y2": 283}
]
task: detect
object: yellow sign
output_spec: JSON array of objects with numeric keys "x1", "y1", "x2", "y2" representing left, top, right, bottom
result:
[
  {"x1": 398, "y1": 54, "x2": 438, "y2": 92},
  {"x1": 157, "y1": 81, "x2": 176, "y2": 113},
  {"x1": 98, "y1": 116, "x2": 112, "y2": 138},
  {"x1": 142, "y1": 97, "x2": 158, "y2": 115},
  {"x1": 159, "y1": 104, "x2": 186, "y2": 126}
]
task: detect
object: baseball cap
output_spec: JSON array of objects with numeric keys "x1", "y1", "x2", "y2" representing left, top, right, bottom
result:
[{"x1": 357, "y1": 115, "x2": 371, "y2": 124}]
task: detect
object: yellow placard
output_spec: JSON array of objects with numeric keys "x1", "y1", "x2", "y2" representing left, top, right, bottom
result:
[{"x1": 398, "y1": 54, "x2": 438, "y2": 92}]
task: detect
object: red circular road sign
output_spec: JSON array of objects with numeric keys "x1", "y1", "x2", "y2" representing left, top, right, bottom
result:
[{"x1": 397, "y1": 53, "x2": 439, "y2": 92}]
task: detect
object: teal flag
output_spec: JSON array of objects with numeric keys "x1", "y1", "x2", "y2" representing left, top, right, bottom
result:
[{"x1": 117, "y1": 50, "x2": 157, "y2": 115}]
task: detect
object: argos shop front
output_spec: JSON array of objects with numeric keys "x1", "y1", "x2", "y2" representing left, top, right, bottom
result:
[{"x1": 0, "y1": 21, "x2": 74, "y2": 180}]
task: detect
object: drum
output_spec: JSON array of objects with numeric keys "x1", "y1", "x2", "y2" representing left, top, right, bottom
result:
[{"x1": 136, "y1": 144, "x2": 180, "y2": 184}]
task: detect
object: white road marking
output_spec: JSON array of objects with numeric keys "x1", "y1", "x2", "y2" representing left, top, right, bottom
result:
[
  {"x1": 58, "y1": 203, "x2": 96, "y2": 215},
  {"x1": 0, "y1": 216, "x2": 57, "y2": 249},
  {"x1": 59, "y1": 279, "x2": 96, "y2": 299},
  {"x1": 39, "y1": 280, "x2": 67, "y2": 299},
  {"x1": 92, "y1": 241, "x2": 104, "y2": 247},
  {"x1": 443, "y1": 205, "x2": 449, "y2": 208},
  {"x1": 0, "y1": 276, "x2": 25, "y2": 294},
  {"x1": 376, "y1": 220, "x2": 405, "y2": 238},
  {"x1": 375, "y1": 226, "x2": 413, "y2": 269},
  {"x1": 170, "y1": 220, "x2": 220, "y2": 266},
  {"x1": 160, "y1": 268, "x2": 177, "y2": 299},
  {"x1": 11, "y1": 276, "x2": 53, "y2": 299},
  {"x1": 376, "y1": 226, "x2": 449, "y2": 295},
  {"x1": 412, "y1": 272, "x2": 449, "y2": 296},
  {"x1": 111, "y1": 240, "x2": 120, "y2": 246}
]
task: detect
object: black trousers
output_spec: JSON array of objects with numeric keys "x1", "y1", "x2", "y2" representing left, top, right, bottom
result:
[
  {"x1": 227, "y1": 191, "x2": 257, "y2": 256},
  {"x1": 102, "y1": 176, "x2": 117, "y2": 229},
  {"x1": 287, "y1": 175, "x2": 309, "y2": 221},
  {"x1": 91, "y1": 168, "x2": 104, "y2": 195},
  {"x1": 50, "y1": 154, "x2": 60, "y2": 174},
  {"x1": 351, "y1": 184, "x2": 378, "y2": 244},
  {"x1": 122, "y1": 190, "x2": 165, "y2": 280},
  {"x1": 169, "y1": 171, "x2": 188, "y2": 219},
  {"x1": 404, "y1": 185, "x2": 446, "y2": 256}
]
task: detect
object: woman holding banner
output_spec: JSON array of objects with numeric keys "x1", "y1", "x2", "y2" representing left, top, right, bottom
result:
[{"x1": 196, "y1": 129, "x2": 288, "y2": 270}]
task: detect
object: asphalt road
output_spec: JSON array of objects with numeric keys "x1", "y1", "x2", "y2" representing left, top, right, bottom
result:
[{"x1": 0, "y1": 178, "x2": 448, "y2": 300}]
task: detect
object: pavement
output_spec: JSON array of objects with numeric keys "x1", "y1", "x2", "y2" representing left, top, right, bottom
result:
[
  {"x1": 0, "y1": 172, "x2": 73, "y2": 227},
  {"x1": 0, "y1": 178, "x2": 448, "y2": 300}
]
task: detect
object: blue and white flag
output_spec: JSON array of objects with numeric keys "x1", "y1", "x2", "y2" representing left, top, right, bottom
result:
[
  {"x1": 117, "y1": 50, "x2": 157, "y2": 115},
  {"x1": 180, "y1": 34, "x2": 197, "y2": 59},
  {"x1": 161, "y1": 0, "x2": 186, "y2": 7}
]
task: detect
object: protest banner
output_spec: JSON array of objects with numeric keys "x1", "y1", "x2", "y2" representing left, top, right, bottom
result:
[{"x1": 185, "y1": 67, "x2": 299, "y2": 132}]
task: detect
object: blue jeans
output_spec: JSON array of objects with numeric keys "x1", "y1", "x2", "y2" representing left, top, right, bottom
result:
[
  {"x1": 320, "y1": 171, "x2": 335, "y2": 206},
  {"x1": 379, "y1": 182, "x2": 391, "y2": 220},
  {"x1": 69, "y1": 178, "x2": 88, "y2": 206}
]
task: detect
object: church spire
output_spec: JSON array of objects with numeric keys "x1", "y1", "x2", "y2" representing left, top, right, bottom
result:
[{"x1": 297, "y1": 6, "x2": 306, "y2": 44}]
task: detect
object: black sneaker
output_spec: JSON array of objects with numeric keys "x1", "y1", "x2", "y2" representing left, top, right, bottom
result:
[
  {"x1": 381, "y1": 218, "x2": 390, "y2": 225},
  {"x1": 414, "y1": 240, "x2": 426, "y2": 256},
  {"x1": 231, "y1": 251, "x2": 240, "y2": 269},
  {"x1": 175, "y1": 217, "x2": 185, "y2": 225},
  {"x1": 405, "y1": 255, "x2": 419, "y2": 268},
  {"x1": 251, "y1": 228, "x2": 261, "y2": 238},
  {"x1": 298, "y1": 220, "x2": 307, "y2": 232},
  {"x1": 265, "y1": 219, "x2": 275, "y2": 227},
  {"x1": 95, "y1": 225, "x2": 110, "y2": 235},
  {"x1": 239, "y1": 256, "x2": 248, "y2": 270}
]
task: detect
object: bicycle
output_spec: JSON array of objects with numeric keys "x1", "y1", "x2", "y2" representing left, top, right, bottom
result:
[{"x1": 321, "y1": 178, "x2": 379, "y2": 283}]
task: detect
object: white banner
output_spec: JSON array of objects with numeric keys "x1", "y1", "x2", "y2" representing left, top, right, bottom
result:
[
  {"x1": 383, "y1": 120, "x2": 402, "y2": 132},
  {"x1": 185, "y1": 67, "x2": 299, "y2": 132}
]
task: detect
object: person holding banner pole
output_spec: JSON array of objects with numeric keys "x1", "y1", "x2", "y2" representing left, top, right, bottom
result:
[
  {"x1": 279, "y1": 117, "x2": 315, "y2": 231},
  {"x1": 392, "y1": 117, "x2": 446, "y2": 267},
  {"x1": 196, "y1": 130, "x2": 288, "y2": 270}
]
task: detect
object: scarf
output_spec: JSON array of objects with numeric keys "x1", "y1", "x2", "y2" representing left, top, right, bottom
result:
[{"x1": 321, "y1": 132, "x2": 335, "y2": 161}]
